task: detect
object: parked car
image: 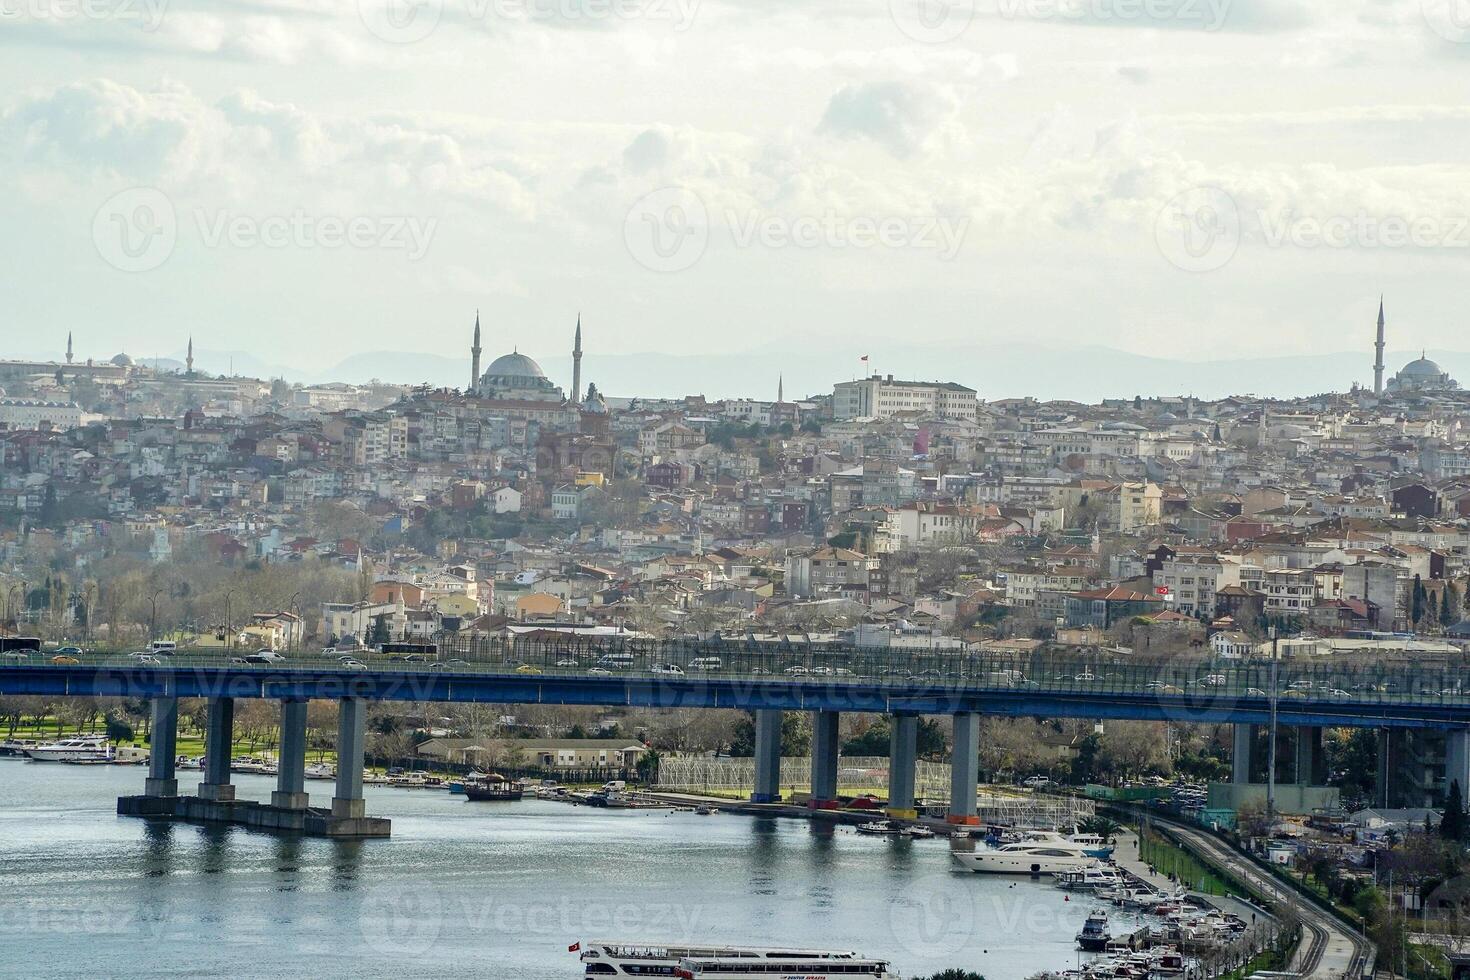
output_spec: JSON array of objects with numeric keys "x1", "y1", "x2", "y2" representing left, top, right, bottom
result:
[{"x1": 1022, "y1": 775, "x2": 1053, "y2": 789}]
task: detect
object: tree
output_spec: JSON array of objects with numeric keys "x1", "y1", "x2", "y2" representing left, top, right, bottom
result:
[
  {"x1": 1442, "y1": 583, "x2": 1460, "y2": 629},
  {"x1": 1443, "y1": 782, "x2": 1466, "y2": 844},
  {"x1": 1412, "y1": 575, "x2": 1426, "y2": 627},
  {"x1": 635, "y1": 749, "x2": 661, "y2": 784},
  {"x1": 368, "y1": 613, "x2": 390, "y2": 647}
]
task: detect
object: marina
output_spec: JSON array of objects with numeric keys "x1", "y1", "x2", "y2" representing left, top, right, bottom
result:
[{"x1": 2, "y1": 761, "x2": 1151, "y2": 980}]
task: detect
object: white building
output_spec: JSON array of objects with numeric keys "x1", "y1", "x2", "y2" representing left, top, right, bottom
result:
[
  {"x1": 832, "y1": 375, "x2": 978, "y2": 421},
  {"x1": 0, "y1": 398, "x2": 84, "y2": 430}
]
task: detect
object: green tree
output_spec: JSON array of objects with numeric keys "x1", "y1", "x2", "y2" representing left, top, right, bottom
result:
[
  {"x1": 367, "y1": 613, "x2": 390, "y2": 647},
  {"x1": 1412, "y1": 575, "x2": 1426, "y2": 627},
  {"x1": 1442, "y1": 782, "x2": 1466, "y2": 843}
]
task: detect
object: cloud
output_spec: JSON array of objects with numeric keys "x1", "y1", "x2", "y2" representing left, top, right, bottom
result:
[{"x1": 816, "y1": 79, "x2": 959, "y2": 158}]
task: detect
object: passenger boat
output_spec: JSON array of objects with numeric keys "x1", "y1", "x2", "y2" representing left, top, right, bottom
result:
[
  {"x1": 901, "y1": 824, "x2": 935, "y2": 838},
  {"x1": 1068, "y1": 832, "x2": 1116, "y2": 859},
  {"x1": 855, "y1": 820, "x2": 901, "y2": 836},
  {"x1": 1056, "y1": 866, "x2": 1127, "y2": 891},
  {"x1": 1076, "y1": 910, "x2": 1110, "y2": 952},
  {"x1": 305, "y1": 762, "x2": 336, "y2": 780},
  {"x1": 576, "y1": 942, "x2": 892, "y2": 978},
  {"x1": 673, "y1": 953, "x2": 896, "y2": 978},
  {"x1": 0, "y1": 738, "x2": 40, "y2": 758},
  {"x1": 463, "y1": 773, "x2": 524, "y2": 802},
  {"x1": 694, "y1": 804, "x2": 717, "y2": 815},
  {"x1": 953, "y1": 837, "x2": 1098, "y2": 875},
  {"x1": 25, "y1": 735, "x2": 113, "y2": 763}
]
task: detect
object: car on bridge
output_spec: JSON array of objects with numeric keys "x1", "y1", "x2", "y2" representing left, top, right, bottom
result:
[
  {"x1": 555, "y1": 658, "x2": 580, "y2": 668},
  {"x1": 244, "y1": 652, "x2": 286, "y2": 665},
  {"x1": 650, "y1": 663, "x2": 685, "y2": 676},
  {"x1": 55, "y1": 646, "x2": 84, "y2": 656},
  {"x1": 2, "y1": 650, "x2": 31, "y2": 662},
  {"x1": 50, "y1": 655, "x2": 80, "y2": 665},
  {"x1": 587, "y1": 666, "x2": 614, "y2": 676},
  {"x1": 515, "y1": 664, "x2": 543, "y2": 675}
]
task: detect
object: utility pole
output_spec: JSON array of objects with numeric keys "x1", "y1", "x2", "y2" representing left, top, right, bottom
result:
[{"x1": 1267, "y1": 625, "x2": 1278, "y2": 827}]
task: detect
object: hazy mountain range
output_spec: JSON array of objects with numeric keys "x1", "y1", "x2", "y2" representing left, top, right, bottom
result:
[{"x1": 128, "y1": 345, "x2": 1470, "y2": 405}]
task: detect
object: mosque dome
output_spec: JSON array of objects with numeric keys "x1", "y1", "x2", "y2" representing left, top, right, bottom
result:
[
  {"x1": 1400, "y1": 356, "x2": 1443, "y2": 378},
  {"x1": 484, "y1": 352, "x2": 546, "y2": 379}
]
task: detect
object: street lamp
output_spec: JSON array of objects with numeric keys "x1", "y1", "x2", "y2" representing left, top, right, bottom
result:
[
  {"x1": 1266, "y1": 625, "x2": 1279, "y2": 827},
  {"x1": 149, "y1": 588, "x2": 165, "y2": 642},
  {"x1": 287, "y1": 591, "x2": 301, "y2": 654},
  {"x1": 223, "y1": 590, "x2": 235, "y2": 651}
]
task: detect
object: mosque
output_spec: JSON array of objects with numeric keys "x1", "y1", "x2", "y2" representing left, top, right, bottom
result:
[
  {"x1": 1372, "y1": 300, "x2": 1460, "y2": 396},
  {"x1": 469, "y1": 311, "x2": 599, "y2": 408}
]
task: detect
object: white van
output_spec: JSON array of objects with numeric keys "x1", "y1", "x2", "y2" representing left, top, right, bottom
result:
[
  {"x1": 148, "y1": 641, "x2": 177, "y2": 656},
  {"x1": 596, "y1": 651, "x2": 635, "y2": 669},
  {"x1": 688, "y1": 656, "x2": 723, "y2": 672}
]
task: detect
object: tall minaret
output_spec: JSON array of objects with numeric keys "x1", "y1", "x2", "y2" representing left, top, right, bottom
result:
[
  {"x1": 571, "y1": 313, "x2": 583, "y2": 404},
  {"x1": 186, "y1": 336, "x2": 194, "y2": 376},
  {"x1": 470, "y1": 310, "x2": 482, "y2": 392},
  {"x1": 1373, "y1": 296, "x2": 1386, "y2": 396},
  {"x1": 777, "y1": 374, "x2": 784, "y2": 403},
  {"x1": 66, "y1": 332, "x2": 73, "y2": 365}
]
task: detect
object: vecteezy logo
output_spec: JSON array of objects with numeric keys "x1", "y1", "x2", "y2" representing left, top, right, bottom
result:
[
  {"x1": 1155, "y1": 186, "x2": 1239, "y2": 272},
  {"x1": 889, "y1": 0, "x2": 976, "y2": 42},
  {"x1": 1423, "y1": 0, "x2": 1470, "y2": 42},
  {"x1": 623, "y1": 186, "x2": 709, "y2": 273},
  {"x1": 358, "y1": 884, "x2": 444, "y2": 956},
  {"x1": 886, "y1": 872, "x2": 975, "y2": 958},
  {"x1": 92, "y1": 187, "x2": 177, "y2": 273},
  {"x1": 357, "y1": 0, "x2": 443, "y2": 43}
]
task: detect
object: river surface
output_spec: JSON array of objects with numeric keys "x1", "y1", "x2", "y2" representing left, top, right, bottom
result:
[{"x1": 0, "y1": 762, "x2": 1125, "y2": 978}]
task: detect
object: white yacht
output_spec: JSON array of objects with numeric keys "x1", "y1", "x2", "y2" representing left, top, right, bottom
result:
[
  {"x1": 577, "y1": 942, "x2": 887, "y2": 978},
  {"x1": 26, "y1": 735, "x2": 113, "y2": 763},
  {"x1": 953, "y1": 836, "x2": 1098, "y2": 875}
]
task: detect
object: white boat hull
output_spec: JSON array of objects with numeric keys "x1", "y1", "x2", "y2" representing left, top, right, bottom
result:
[
  {"x1": 954, "y1": 850, "x2": 1097, "y2": 875},
  {"x1": 26, "y1": 748, "x2": 113, "y2": 763}
]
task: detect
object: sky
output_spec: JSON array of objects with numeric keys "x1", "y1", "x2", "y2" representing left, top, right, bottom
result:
[{"x1": 3, "y1": 0, "x2": 1470, "y2": 397}]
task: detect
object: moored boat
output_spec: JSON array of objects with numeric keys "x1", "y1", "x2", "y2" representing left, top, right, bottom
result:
[
  {"x1": 576, "y1": 942, "x2": 893, "y2": 978},
  {"x1": 463, "y1": 773, "x2": 524, "y2": 801},
  {"x1": 26, "y1": 735, "x2": 113, "y2": 763},
  {"x1": 1076, "y1": 910, "x2": 1110, "y2": 952},
  {"x1": 954, "y1": 837, "x2": 1098, "y2": 875}
]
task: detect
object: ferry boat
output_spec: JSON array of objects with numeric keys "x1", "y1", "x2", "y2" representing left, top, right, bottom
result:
[
  {"x1": 25, "y1": 735, "x2": 113, "y2": 763},
  {"x1": 674, "y1": 953, "x2": 896, "y2": 978},
  {"x1": 953, "y1": 837, "x2": 1098, "y2": 875},
  {"x1": 855, "y1": 820, "x2": 901, "y2": 836},
  {"x1": 576, "y1": 942, "x2": 891, "y2": 978},
  {"x1": 1076, "y1": 910, "x2": 1110, "y2": 952},
  {"x1": 463, "y1": 773, "x2": 524, "y2": 801}
]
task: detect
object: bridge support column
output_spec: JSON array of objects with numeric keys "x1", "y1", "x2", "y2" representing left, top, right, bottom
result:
[
  {"x1": 198, "y1": 697, "x2": 235, "y2": 802},
  {"x1": 887, "y1": 715, "x2": 918, "y2": 819},
  {"x1": 1377, "y1": 729, "x2": 1392, "y2": 808},
  {"x1": 1232, "y1": 723, "x2": 1253, "y2": 785},
  {"x1": 751, "y1": 709, "x2": 783, "y2": 803},
  {"x1": 946, "y1": 712, "x2": 980, "y2": 825},
  {"x1": 144, "y1": 697, "x2": 178, "y2": 797},
  {"x1": 809, "y1": 711, "x2": 840, "y2": 809},
  {"x1": 1446, "y1": 730, "x2": 1470, "y2": 806},
  {"x1": 1292, "y1": 726, "x2": 1325, "y2": 786},
  {"x1": 272, "y1": 699, "x2": 310, "y2": 810},
  {"x1": 332, "y1": 698, "x2": 367, "y2": 819}
]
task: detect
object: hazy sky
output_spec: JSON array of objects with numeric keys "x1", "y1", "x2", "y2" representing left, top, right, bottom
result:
[{"x1": 3, "y1": 0, "x2": 1470, "y2": 386}]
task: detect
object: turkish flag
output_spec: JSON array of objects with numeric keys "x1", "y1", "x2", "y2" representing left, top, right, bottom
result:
[{"x1": 568, "y1": 942, "x2": 581, "y2": 953}]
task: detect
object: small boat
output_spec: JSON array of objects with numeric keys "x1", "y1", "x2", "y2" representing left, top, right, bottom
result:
[
  {"x1": 463, "y1": 773, "x2": 524, "y2": 802},
  {"x1": 855, "y1": 820, "x2": 901, "y2": 836},
  {"x1": 26, "y1": 735, "x2": 113, "y2": 763},
  {"x1": 1077, "y1": 911, "x2": 1110, "y2": 952},
  {"x1": 901, "y1": 825, "x2": 935, "y2": 838},
  {"x1": 694, "y1": 804, "x2": 718, "y2": 815},
  {"x1": 304, "y1": 762, "x2": 336, "y2": 780},
  {"x1": 0, "y1": 739, "x2": 41, "y2": 758}
]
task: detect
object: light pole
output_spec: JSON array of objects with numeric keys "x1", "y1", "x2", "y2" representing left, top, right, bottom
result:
[
  {"x1": 1266, "y1": 625, "x2": 1279, "y2": 827},
  {"x1": 224, "y1": 590, "x2": 235, "y2": 651},
  {"x1": 287, "y1": 591, "x2": 301, "y2": 654},
  {"x1": 149, "y1": 589, "x2": 165, "y2": 642}
]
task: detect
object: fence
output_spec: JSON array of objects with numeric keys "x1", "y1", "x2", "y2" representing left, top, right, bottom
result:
[{"x1": 654, "y1": 754, "x2": 1094, "y2": 824}]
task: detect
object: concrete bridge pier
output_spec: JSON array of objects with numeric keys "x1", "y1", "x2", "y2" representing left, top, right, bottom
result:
[
  {"x1": 946, "y1": 711, "x2": 980, "y2": 825},
  {"x1": 1445, "y1": 730, "x2": 1470, "y2": 805},
  {"x1": 750, "y1": 709, "x2": 783, "y2": 803},
  {"x1": 332, "y1": 698, "x2": 367, "y2": 819},
  {"x1": 272, "y1": 699, "x2": 310, "y2": 810},
  {"x1": 198, "y1": 697, "x2": 236, "y2": 802},
  {"x1": 1292, "y1": 726, "x2": 1325, "y2": 785},
  {"x1": 886, "y1": 714, "x2": 918, "y2": 820},
  {"x1": 144, "y1": 696, "x2": 179, "y2": 798},
  {"x1": 1232, "y1": 723, "x2": 1253, "y2": 784},
  {"x1": 808, "y1": 710, "x2": 840, "y2": 809}
]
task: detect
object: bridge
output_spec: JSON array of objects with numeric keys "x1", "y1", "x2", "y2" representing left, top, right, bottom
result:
[{"x1": 5, "y1": 637, "x2": 1469, "y2": 835}]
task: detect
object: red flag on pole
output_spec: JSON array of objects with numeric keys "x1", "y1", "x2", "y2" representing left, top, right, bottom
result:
[{"x1": 568, "y1": 942, "x2": 581, "y2": 953}]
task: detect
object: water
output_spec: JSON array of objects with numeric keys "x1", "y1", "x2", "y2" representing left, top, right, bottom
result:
[{"x1": 0, "y1": 763, "x2": 1110, "y2": 978}]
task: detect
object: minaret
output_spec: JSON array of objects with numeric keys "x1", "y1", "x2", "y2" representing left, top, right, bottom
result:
[
  {"x1": 186, "y1": 336, "x2": 194, "y2": 376},
  {"x1": 777, "y1": 374, "x2": 784, "y2": 403},
  {"x1": 1373, "y1": 297, "x2": 1386, "y2": 396},
  {"x1": 470, "y1": 311, "x2": 482, "y2": 393},
  {"x1": 66, "y1": 332, "x2": 73, "y2": 365},
  {"x1": 571, "y1": 313, "x2": 583, "y2": 404}
]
